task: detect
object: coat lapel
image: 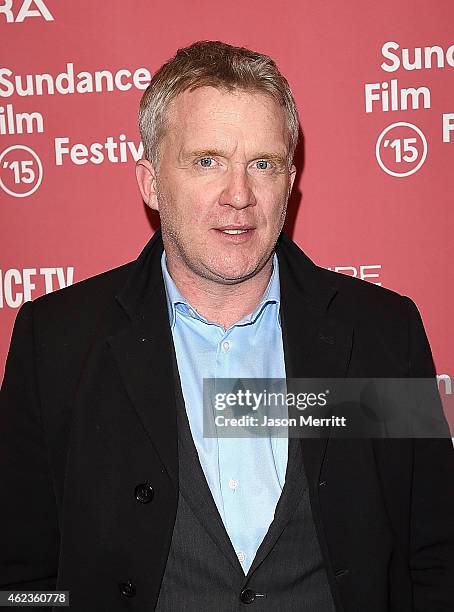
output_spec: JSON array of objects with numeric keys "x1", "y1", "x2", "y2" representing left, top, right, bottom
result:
[
  {"x1": 277, "y1": 234, "x2": 354, "y2": 487},
  {"x1": 107, "y1": 232, "x2": 179, "y2": 489}
]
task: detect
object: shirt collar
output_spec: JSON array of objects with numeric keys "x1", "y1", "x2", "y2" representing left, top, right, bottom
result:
[{"x1": 161, "y1": 251, "x2": 281, "y2": 329}]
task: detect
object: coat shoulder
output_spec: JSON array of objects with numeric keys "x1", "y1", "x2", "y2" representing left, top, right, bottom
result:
[
  {"x1": 31, "y1": 261, "x2": 134, "y2": 325},
  {"x1": 279, "y1": 233, "x2": 411, "y2": 316},
  {"x1": 22, "y1": 261, "x2": 137, "y2": 374},
  {"x1": 321, "y1": 264, "x2": 409, "y2": 308},
  {"x1": 317, "y1": 265, "x2": 416, "y2": 346}
]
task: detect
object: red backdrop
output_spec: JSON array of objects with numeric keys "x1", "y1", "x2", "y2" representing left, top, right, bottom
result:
[{"x1": 1, "y1": 0, "x2": 453, "y2": 427}]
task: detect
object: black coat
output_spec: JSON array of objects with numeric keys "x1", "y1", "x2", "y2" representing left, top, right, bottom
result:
[{"x1": 1, "y1": 231, "x2": 453, "y2": 611}]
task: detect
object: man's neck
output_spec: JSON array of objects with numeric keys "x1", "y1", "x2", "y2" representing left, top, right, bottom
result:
[{"x1": 165, "y1": 256, "x2": 274, "y2": 330}]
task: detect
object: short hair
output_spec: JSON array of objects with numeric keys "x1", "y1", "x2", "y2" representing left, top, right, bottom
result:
[{"x1": 138, "y1": 40, "x2": 300, "y2": 168}]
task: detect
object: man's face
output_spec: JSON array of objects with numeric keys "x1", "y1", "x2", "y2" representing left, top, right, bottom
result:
[{"x1": 138, "y1": 86, "x2": 296, "y2": 284}]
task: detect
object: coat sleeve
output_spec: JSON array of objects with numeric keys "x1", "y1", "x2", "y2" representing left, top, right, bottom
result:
[
  {"x1": 0, "y1": 300, "x2": 60, "y2": 592},
  {"x1": 404, "y1": 297, "x2": 454, "y2": 611}
]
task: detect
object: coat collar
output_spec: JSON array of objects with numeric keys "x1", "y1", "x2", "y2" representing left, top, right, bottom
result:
[{"x1": 109, "y1": 230, "x2": 353, "y2": 490}]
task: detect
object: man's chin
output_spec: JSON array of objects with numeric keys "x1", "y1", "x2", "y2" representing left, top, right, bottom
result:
[
  {"x1": 201, "y1": 258, "x2": 269, "y2": 285},
  {"x1": 207, "y1": 273, "x2": 255, "y2": 285}
]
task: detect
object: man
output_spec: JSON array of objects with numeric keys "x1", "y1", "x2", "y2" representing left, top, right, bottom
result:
[{"x1": 0, "y1": 41, "x2": 453, "y2": 611}]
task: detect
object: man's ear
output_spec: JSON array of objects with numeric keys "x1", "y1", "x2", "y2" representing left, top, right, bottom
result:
[{"x1": 136, "y1": 158, "x2": 159, "y2": 211}]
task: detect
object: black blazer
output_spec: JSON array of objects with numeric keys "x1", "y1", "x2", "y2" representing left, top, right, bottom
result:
[{"x1": 1, "y1": 231, "x2": 453, "y2": 611}]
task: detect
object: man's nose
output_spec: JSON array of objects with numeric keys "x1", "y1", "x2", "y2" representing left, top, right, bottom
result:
[{"x1": 219, "y1": 166, "x2": 256, "y2": 209}]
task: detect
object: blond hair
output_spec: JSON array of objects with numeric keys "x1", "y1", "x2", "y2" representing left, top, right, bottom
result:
[{"x1": 139, "y1": 40, "x2": 299, "y2": 167}]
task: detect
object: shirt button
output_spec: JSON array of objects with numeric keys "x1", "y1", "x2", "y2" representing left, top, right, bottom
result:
[
  {"x1": 222, "y1": 340, "x2": 230, "y2": 352},
  {"x1": 237, "y1": 551, "x2": 246, "y2": 563},
  {"x1": 229, "y1": 478, "x2": 239, "y2": 490}
]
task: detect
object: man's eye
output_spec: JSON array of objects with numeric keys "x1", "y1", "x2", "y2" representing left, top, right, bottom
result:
[
  {"x1": 255, "y1": 160, "x2": 271, "y2": 170},
  {"x1": 198, "y1": 157, "x2": 215, "y2": 168}
]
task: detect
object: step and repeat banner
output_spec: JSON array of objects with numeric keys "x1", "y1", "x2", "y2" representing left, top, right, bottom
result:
[{"x1": 0, "y1": 1, "x2": 453, "y2": 427}]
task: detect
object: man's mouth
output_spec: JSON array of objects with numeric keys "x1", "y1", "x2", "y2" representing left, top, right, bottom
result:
[
  {"x1": 213, "y1": 226, "x2": 255, "y2": 242},
  {"x1": 215, "y1": 225, "x2": 255, "y2": 234}
]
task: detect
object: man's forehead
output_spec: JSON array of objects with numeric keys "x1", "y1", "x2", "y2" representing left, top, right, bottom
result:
[
  {"x1": 164, "y1": 86, "x2": 288, "y2": 153},
  {"x1": 167, "y1": 85, "x2": 284, "y2": 124}
]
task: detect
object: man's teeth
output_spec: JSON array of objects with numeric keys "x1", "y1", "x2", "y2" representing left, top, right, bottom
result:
[{"x1": 222, "y1": 229, "x2": 249, "y2": 234}]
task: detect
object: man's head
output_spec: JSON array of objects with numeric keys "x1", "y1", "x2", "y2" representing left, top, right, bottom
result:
[{"x1": 136, "y1": 40, "x2": 299, "y2": 286}]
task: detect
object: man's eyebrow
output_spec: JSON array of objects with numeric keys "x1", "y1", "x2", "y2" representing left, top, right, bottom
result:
[
  {"x1": 183, "y1": 148, "x2": 230, "y2": 160},
  {"x1": 251, "y1": 152, "x2": 287, "y2": 164}
]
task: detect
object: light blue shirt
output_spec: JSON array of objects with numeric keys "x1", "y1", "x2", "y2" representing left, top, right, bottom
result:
[{"x1": 161, "y1": 252, "x2": 288, "y2": 573}]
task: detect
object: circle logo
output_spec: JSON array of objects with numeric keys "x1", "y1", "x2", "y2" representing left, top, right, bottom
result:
[
  {"x1": 375, "y1": 122, "x2": 427, "y2": 178},
  {"x1": 0, "y1": 145, "x2": 43, "y2": 198}
]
